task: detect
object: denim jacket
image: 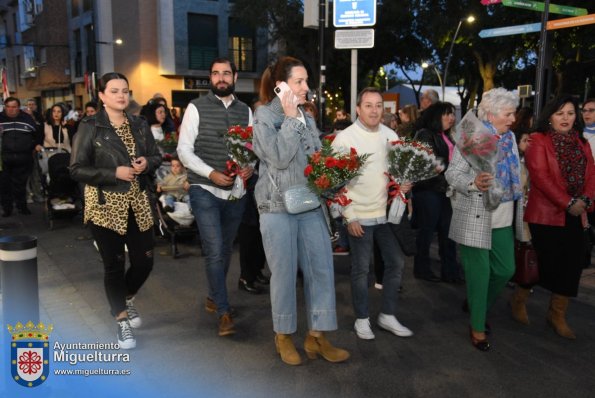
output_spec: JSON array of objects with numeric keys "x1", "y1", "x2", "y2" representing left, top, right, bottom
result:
[{"x1": 253, "y1": 97, "x2": 321, "y2": 214}]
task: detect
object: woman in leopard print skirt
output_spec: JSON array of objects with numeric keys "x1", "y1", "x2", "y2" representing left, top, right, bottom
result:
[{"x1": 70, "y1": 72, "x2": 161, "y2": 349}]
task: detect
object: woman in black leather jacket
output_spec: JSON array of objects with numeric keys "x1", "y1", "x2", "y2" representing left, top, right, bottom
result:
[
  {"x1": 412, "y1": 102, "x2": 462, "y2": 283},
  {"x1": 70, "y1": 72, "x2": 161, "y2": 349}
]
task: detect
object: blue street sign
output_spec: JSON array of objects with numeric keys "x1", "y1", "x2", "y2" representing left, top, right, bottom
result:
[
  {"x1": 478, "y1": 22, "x2": 541, "y2": 38},
  {"x1": 333, "y1": 0, "x2": 377, "y2": 28}
]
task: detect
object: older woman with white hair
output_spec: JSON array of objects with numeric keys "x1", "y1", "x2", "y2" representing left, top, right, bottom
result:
[{"x1": 446, "y1": 88, "x2": 524, "y2": 352}]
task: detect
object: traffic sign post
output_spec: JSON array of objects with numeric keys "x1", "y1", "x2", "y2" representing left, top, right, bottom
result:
[
  {"x1": 333, "y1": 0, "x2": 377, "y2": 27},
  {"x1": 478, "y1": 22, "x2": 541, "y2": 38},
  {"x1": 334, "y1": 29, "x2": 375, "y2": 49},
  {"x1": 502, "y1": 0, "x2": 587, "y2": 17},
  {"x1": 547, "y1": 13, "x2": 595, "y2": 30}
]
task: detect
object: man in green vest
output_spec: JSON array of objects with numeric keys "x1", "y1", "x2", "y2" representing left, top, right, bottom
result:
[{"x1": 178, "y1": 57, "x2": 253, "y2": 336}]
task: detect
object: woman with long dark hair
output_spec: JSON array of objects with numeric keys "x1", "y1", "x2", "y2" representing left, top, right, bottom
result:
[
  {"x1": 43, "y1": 104, "x2": 71, "y2": 152},
  {"x1": 412, "y1": 102, "x2": 461, "y2": 283},
  {"x1": 522, "y1": 95, "x2": 595, "y2": 339},
  {"x1": 70, "y1": 72, "x2": 161, "y2": 349},
  {"x1": 253, "y1": 56, "x2": 349, "y2": 366}
]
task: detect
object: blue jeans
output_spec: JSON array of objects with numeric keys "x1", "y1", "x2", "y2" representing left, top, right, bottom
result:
[
  {"x1": 260, "y1": 209, "x2": 337, "y2": 334},
  {"x1": 348, "y1": 223, "x2": 405, "y2": 319},
  {"x1": 189, "y1": 185, "x2": 247, "y2": 316},
  {"x1": 412, "y1": 190, "x2": 459, "y2": 279},
  {"x1": 163, "y1": 193, "x2": 189, "y2": 209}
]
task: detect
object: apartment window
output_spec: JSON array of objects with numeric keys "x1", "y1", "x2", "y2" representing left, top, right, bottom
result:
[
  {"x1": 188, "y1": 14, "x2": 218, "y2": 70},
  {"x1": 83, "y1": 0, "x2": 93, "y2": 12},
  {"x1": 85, "y1": 24, "x2": 96, "y2": 72},
  {"x1": 72, "y1": 0, "x2": 80, "y2": 17},
  {"x1": 228, "y1": 19, "x2": 254, "y2": 72},
  {"x1": 74, "y1": 28, "x2": 82, "y2": 77}
]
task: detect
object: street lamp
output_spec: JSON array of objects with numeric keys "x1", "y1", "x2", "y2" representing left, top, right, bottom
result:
[
  {"x1": 421, "y1": 62, "x2": 443, "y2": 99},
  {"x1": 96, "y1": 38, "x2": 124, "y2": 46},
  {"x1": 379, "y1": 66, "x2": 388, "y2": 92},
  {"x1": 442, "y1": 15, "x2": 475, "y2": 101}
]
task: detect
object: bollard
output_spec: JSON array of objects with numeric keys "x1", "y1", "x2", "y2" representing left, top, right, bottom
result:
[{"x1": 0, "y1": 235, "x2": 39, "y2": 327}]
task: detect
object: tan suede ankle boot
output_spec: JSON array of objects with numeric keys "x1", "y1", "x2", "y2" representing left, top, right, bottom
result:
[
  {"x1": 304, "y1": 332, "x2": 350, "y2": 363},
  {"x1": 510, "y1": 287, "x2": 531, "y2": 325},
  {"x1": 275, "y1": 334, "x2": 302, "y2": 365},
  {"x1": 546, "y1": 294, "x2": 576, "y2": 340}
]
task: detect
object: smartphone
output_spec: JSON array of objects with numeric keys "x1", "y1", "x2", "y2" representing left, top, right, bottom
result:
[{"x1": 274, "y1": 82, "x2": 295, "y2": 101}]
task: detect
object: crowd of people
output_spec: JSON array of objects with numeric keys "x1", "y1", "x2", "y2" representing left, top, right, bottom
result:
[{"x1": 2, "y1": 56, "x2": 594, "y2": 365}]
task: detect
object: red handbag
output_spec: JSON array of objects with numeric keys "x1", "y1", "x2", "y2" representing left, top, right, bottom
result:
[{"x1": 514, "y1": 241, "x2": 539, "y2": 285}]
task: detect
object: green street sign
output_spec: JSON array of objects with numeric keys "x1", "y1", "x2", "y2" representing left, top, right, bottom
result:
[{"x1": 502, "y1": 0, "x2": 587, "y2": 17}]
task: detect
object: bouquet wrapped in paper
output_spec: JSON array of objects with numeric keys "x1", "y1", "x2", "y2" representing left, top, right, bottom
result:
[
  {"x1": 386, "y1": 139, "x2": 444, "y2": 223},
  {"x1": 452, "y1": 110, "x2": 503, "y2": 210},
  {"x1": 304, "y1": 135, "x2": 370, "y2": 206},
  {"x1": 225, "y1": 125, "x2": 257, "y2": 200}
]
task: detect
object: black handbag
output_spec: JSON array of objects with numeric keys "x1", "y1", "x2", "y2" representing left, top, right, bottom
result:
[{"x1": 389, "y1": 215, "x2": 418, "y2": 256}]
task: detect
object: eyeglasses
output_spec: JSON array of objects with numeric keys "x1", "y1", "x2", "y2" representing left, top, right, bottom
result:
[
  {"x1": 582, "y1": 108, "x2": 595, "y2": 114},
  {"x1": 210, "y1": 71, "x2": 233, "y2": 77}
]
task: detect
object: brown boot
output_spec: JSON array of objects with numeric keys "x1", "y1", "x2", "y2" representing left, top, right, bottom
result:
[
  {"x1": 218, "y1": 313, "x2": 236, "y2": 336},
  {"x1": 510, "y1": 287, "x2": 531, "y2": 325},
  {"x1": 275, "y1": 334, "x2": 301, "y2": 366},
  {"x1": 547, "y1": 294, "x2": 576, "y2": 340},
  {"x1": 304, "y1": 331, "x2": 350, "y2": 363}
]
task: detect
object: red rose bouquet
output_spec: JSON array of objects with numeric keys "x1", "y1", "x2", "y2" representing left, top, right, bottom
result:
[
  {"x1": 225, "y1": 125, "x2": 257, "y2": 200},
  {"x1": 304, "y1": 135, "x2": 369, "y2": 206},
  {"x1": 453, "y1": 110, "x2": 503, "y2": 210}
]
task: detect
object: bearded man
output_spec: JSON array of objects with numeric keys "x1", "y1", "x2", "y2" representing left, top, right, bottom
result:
[{"x1": 177, "y1": 57, "x2": 253, "y2": 336}]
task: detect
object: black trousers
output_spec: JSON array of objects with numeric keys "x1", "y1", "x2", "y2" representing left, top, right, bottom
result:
[
  {"x1": 238, "y1": 222, "x2": 266, "y2": 282},
  {"x1": 530, "y1": 214, "x2": 586, "y2": 297},
  {"x1": 90, "y1": 210, "x2": 154, "y2": 317},
  {"x1": 1, "y1": 152, "x2": 33, "y2": 211}
]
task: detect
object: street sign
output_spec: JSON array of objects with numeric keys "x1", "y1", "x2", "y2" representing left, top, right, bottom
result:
[
  {"x1": 335, "y1": 29, "x2": 375, "y2": 49},
  {"x1": 547, "y1": 13, "x2": 595, "y2": 30},
  {"x1": 481, "y1": 0, "x2": 502, "y2": 5},
  {"x1": 502, "y1": 0, "x2": 587, "y2": 17},
  {"x1": 333, "y1": 0, "x2": 377, "y2": 27},
  {"x1": 478, "y1": 22, "x2": 541, "y2": 38}
]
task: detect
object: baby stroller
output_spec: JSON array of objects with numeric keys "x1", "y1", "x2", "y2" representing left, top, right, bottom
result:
[
  {"x1": 153, "y1": 161, "x2": 199, "y2": 258},
  {"x1": 38, "y1": 148, "x2": 80, "y2": 229}
]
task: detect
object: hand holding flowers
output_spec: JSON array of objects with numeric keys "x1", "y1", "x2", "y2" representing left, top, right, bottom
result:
[
  {"x1": 452, "y1": 110, "x2": 503, "y2": 210},
  {"x1": 225, "y1": 125, "x2": 257, "y2": 200},
  {"x1": 386, "y1": 139, "x2": 442, "y2": 223},
  {"x1": 304, "y1": 135, "x2": 369, "y2": 206}
]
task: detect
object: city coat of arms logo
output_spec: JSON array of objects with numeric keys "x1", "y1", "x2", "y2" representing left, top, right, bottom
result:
[{"x1": 7, "y1": 321, "x2": 53, "y2": 388}]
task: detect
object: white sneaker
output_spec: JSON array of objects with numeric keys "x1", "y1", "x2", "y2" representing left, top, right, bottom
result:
[
  {"x1": 126, "y1": 297, "x2": 142, "y2": 328},
  {"x1": 374, "y1": 283, "x2": 383, "y2": 290},
  {"x1": 354, "y1": 318, "x2": 375, "y2": 340},
  {"x1": 377, "y1": 313, "x2": 413, "y2": 337}
]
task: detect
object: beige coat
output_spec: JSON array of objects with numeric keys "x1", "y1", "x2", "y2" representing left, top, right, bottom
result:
[{"x1": 43, "y1": 123, "x2": 71, "y2": 152}]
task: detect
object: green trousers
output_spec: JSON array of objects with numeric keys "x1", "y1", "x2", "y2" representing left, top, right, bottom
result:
[{"x1": 460, "y1": 227, "x2": 515, "y2": 332}]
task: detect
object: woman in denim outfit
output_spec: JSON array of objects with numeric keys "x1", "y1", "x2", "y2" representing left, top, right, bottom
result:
[{"x1": 253, "y1": 56, "x2": 349, "y2": 366}]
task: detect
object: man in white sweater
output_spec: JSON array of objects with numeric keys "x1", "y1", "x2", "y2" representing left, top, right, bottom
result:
[{"x1": 332, "y1": 87, "x2": 413, "y2": 340}]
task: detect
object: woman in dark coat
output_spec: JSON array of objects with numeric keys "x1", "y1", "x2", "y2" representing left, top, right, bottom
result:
[{"x1": 412, "y1": 102, "x2": 461, "y2": 283}]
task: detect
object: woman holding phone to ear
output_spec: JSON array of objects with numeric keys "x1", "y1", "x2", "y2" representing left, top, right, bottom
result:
[
  {"x1": 253, "y1": 56, "x2": 349, "y2": 366},
  {"x1": 70, "y1": 72, "x2": 161, "y2": 350}
]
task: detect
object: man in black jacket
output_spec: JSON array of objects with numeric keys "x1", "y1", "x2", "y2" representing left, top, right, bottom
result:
[{"x1": 0, "y1": 97, "x2": 42, "y2": 216}]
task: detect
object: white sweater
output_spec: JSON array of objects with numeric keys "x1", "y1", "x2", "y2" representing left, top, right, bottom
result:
[{"x1": 331, "y1": 121, "x2": 398, "y2": 222}]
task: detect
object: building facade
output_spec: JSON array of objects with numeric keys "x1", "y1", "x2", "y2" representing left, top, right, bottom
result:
[{"x1": 0, "y1": 0, "x2": 267, "y2": 114}]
